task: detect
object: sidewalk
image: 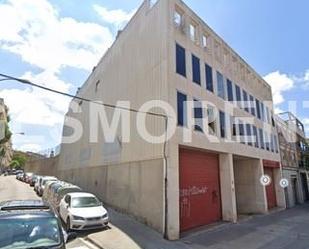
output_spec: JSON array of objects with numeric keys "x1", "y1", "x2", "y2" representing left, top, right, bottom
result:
[
  {"x1": 87, "y1": 204, "x2": 309, "y2": 249},
  {"x1": 87, "y1": 208, "x2": 186, "y2": 249}
]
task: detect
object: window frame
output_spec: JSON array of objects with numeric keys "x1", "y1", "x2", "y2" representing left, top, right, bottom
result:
[
  {"x1": 216, "y1": 71, "x2": 225, "y2": 100},
  {"x1": 176, "y1": 43, "x2": 186, "y2": 77},
  {"x1": 227, "y1": 79, "x2": 234, "y2": 102},
  {"x1": 192, "y1": 54, "x2": 201, "y2": 85},
  {"x1": 194, "y1": 99, "x2": 203, "y2": 132},
  {"x1": 219, "y1": 111, "x2": 226, "y2": 138},
  {"x1": 177, "y1": 91, "x2": 187, "y2": 127},
  {"x1": 205, "y1": 63, "x2": 213, "y2": 92}
]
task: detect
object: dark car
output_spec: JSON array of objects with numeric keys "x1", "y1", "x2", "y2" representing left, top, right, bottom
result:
[{"x1": 0, "y1": 200, "x2": 76, "y2": 249}]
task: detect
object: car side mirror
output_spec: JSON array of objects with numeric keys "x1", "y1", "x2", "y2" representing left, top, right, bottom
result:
[{"x1": 66, "y1": 232, "x2": 77, "y2": 242}]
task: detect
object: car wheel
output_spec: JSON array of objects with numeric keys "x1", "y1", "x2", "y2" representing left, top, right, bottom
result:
[{"x1": 66, "y1": 218, "x2": 71, "y2": 232}]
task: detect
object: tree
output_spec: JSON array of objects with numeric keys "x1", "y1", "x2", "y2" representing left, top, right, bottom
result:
[{"x1": 9, "y1": 153, "x2": 27, "y2": 170}]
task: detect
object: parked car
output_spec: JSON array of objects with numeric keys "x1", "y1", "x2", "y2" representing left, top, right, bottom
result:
[
  {"x1": 22, "y1": 172, "x2": 34, "y2": 183},
  {"x1": 30, "y1": 174, "x2": 40, "y2": 187},
  {"x1": 59, "y1": 192, "x2": 109, "y2": 231},
  {"x1": 43, "y1": 181, "x2": 69, "y2": 202},
  {"x1": 0, "y1": 199, "x2": 76, "y2": 248},
  {"x1": 16, "y1": 172, "x2": 24, "y2": 180},
  {"x1": 37, "y1": 176, "x2": 58, "y2": 196},
  {"x1": 34, "y1": 176, "x2": 44, "y2": 193},
  {"x1": 51, "y1": 185, "x2": 82, "y2": 211}
]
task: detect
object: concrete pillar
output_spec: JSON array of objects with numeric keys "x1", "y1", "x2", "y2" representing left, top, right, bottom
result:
[
  {"x1": 274, "y1": 167, "x2": 286, "y2": 209},
  {"x1": 166, "y1": 143, "x2": 180, "y2": 240},
  {"x1": 256, "y1": 159, "x2": 268, "y2": 214},
  {"x1": 219, "y1": 153, "x2": 237, "y2": 223}
]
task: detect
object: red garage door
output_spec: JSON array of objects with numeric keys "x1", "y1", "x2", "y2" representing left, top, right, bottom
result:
[
  {"x1": 179, "y1": 148, "x2": 221, "y2": 232},
  {"x1": 264, "y1": 167, "x2": 277, "y2": 209}
]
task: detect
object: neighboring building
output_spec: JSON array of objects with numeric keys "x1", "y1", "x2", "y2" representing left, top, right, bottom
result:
[
  {"x1": 276, "y1": 112, "x2": 309, "y2": 207},
  {"x1": 58, "y1": 0, "x2": 285, "y2": 239},
  {"x1": 0, "y1": 98, "x2": 13, "y2": 172}
]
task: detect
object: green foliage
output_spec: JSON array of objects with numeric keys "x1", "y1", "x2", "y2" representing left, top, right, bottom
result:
[
  {"x1": 10, "y1": 160, "x2": 20, "y2": 169},
  {"x1": 9, "y1": 153, "x2": 27, "y2": 169}
]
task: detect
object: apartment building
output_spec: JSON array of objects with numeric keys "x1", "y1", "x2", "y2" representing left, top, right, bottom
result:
[
  {"x1": 58, "y1": 0, "x2": 285, "y2": 239},
  {"x1": 276, "y1": 112, "x2": 309, "y2": 208},
  {"x1": 276, "y1": 112, "x2": 309, "y2": 207}
]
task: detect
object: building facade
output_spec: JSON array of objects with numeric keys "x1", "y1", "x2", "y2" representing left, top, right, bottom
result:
[
  {"x1": 0, "y1": 98, "x2": 13, "y2": 172},
  {"x1": 276, "y1": 112, "x2": 309, "y2": 207},
  {"x1": 58, "y1": 0, "x2": 285, "y2": 240}
]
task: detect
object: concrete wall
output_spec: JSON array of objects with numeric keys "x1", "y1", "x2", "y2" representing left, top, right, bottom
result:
[
  {"x1": 234, "y1": 158, "x2": 267, "y2": 214},
  {"x1": 58, "y1": 0, "x2": 169, "y2": 234},
  {"x1": 283, "y1": 169, "x2": 304, "y2": 208},
  {"x1": 24, "y1": 156, "x2": 58, "y2": 177},
  {"x1": 58, "y1": 158, "x2": 164, "y2": 232}
]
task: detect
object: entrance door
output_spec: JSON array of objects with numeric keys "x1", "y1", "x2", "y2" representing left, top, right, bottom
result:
[
  {"x1": 264, "y1": 167, "x2": 277, "y2": 209},
  {"x1": 292, "y1": 177, "x2": 298, "y2": 205},
  {"x1": 301, "y1": 173, "x2": 309, "y2": 201},
  {"x1": 179, "y1": 148, "x2": 221, "y2": 232}
]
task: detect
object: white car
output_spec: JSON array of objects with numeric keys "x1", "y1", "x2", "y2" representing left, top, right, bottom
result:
[
  {"x1": 59, "y1": 192, "x2": 109, "y2": 231},
  {"x1": 37, "y1": 176, "x2": 58, "y2": 196}
]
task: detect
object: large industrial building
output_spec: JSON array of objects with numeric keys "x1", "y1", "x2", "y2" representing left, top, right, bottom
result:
[{"x1": 58, "y1": 0, "x2": 285, "y2": 239}]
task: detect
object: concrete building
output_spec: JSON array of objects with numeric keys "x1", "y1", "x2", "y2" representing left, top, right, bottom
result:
[
  {"x1": 58, "y1": 0, "x2": 285, "y2": 240},
  {"x1": 0, "y1": 98, "x2": 13, "y2": 172},
  {"x1": 276, "y1": 112, "x2": 309, "y2": 208}
]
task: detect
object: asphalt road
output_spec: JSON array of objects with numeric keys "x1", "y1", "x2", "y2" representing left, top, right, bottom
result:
[{"x1": 0, "y1": 175, "x2": 99, "y2": 249}]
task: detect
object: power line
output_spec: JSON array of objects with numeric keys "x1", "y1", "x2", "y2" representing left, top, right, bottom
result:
[
  {"x1": 0, "y1": 73, "x2": 168, "y2": 118},
  {"x1": 0, "y1": 72, "x2": 171, "y2": 237}
]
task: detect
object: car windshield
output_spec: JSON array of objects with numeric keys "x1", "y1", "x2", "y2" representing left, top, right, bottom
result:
[
  {"x1": 42, "y1": 179, "x2": 56, "y2": 185},
  {"x1": 71, "y1": 196, "x2": 101, "y2": 208},
  {"x1": 0, "y1": 217, "x2": 62, "y2": 249}
]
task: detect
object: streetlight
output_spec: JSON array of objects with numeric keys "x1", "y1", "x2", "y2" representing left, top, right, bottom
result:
[{"x1": 14, "y1": 132, "x2": 25, "y2": 135}]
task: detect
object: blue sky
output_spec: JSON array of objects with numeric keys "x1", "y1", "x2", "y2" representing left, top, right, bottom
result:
[{"x1": 0, "y1": 0, "x2": 308, "y2": 152}]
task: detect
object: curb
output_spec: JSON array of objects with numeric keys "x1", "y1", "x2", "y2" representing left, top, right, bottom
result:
[{"x1": 85, "y1": 237, "x2": 105, "y2": 249}]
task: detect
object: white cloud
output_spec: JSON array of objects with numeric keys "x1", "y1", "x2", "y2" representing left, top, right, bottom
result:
[
  {"x1": 303, "y1": 118, "x2": 309, "y2": 135},
  {"x1": 19, "y1": 143, "x2": 42, "y2": 152},
  {"x1": 264, "y1": 71, "x2": 295, "y2": 106},
  {"x1": 0, "y1": 0, "x2": 114, "y2": 73},
  {"x1": 293, "y1": 69, "x2": 309, "y2": 90},
  {"x1": 93, "y1": 4, "x2": 137, "y2": 29},
  {"x1": 0, "y1": 0, "x2": 136, "y2": 151}
]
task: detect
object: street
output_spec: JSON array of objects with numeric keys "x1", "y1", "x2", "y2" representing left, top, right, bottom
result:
[
  {"x1": 1, "y1": 175, "x2": 309, "y2": 249},
  {"x1": 0, "y1": 176, "x2": 99, "y2": 249}
]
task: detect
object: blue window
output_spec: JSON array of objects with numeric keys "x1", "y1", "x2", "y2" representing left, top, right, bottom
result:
[
  {"x1": 177, "y1": 92, "x2": 187, "y2": 126},
  {"x1": 205, "y1": 64, "x2": 213, "y2": 92},
  {"x1": 219, "y1": 111, "x2": 226, "y2": 138},
  {"x1": 239, "y1": 121, "x2": 245, "y2": 144},
  {"x1": 231, "y1": 116, "x2": 237, "y2": 138},
  {"x1": 256, "y1": 99, "x2": 261, "y2": 119},
  {"x1": 270, "y1": 134, "x2": 275, "y2": 152},
  {"x1": 192, "y1": 54, "x2": 201, "y2": 85},
  {"x1": 250, "y1": 95, "x2": 255, "y2": 116},
  {"x1": 235, "y1": 84, "x2": 242, "y2": 108},
  {"x1": 243, "y1": 90, "x2": 249, "y2": 112},
  {"x1": 261, "y1": 102, "x2": 265, "y2": 122},
  {"x1": 259, "y1": 128, "x2": 264, "y2": 149},
  {"x1": 227, "y1": 79, "x2": 233, "y2": 101},
  {"x1": 265, "y1": 131, "x2": 270, "y2": 151},
  {"x1": 246, "y1": 124, "x2": 252, "y2": 146},
  {"x1": 253, "y1": 126, "x2": 259, "y2": 148},
  {"x1": 266, "y1": 106, "x2": 270, "y2": 124},
  {"x1": 217, "y1": 71, "x2": 225, "y2": 99},
  {"x1": 194, "y1": 99, "x2": 203, "y2": 132},
  {"x1": 176, "y1": 43, "x2": 186, "y2": 77}
]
